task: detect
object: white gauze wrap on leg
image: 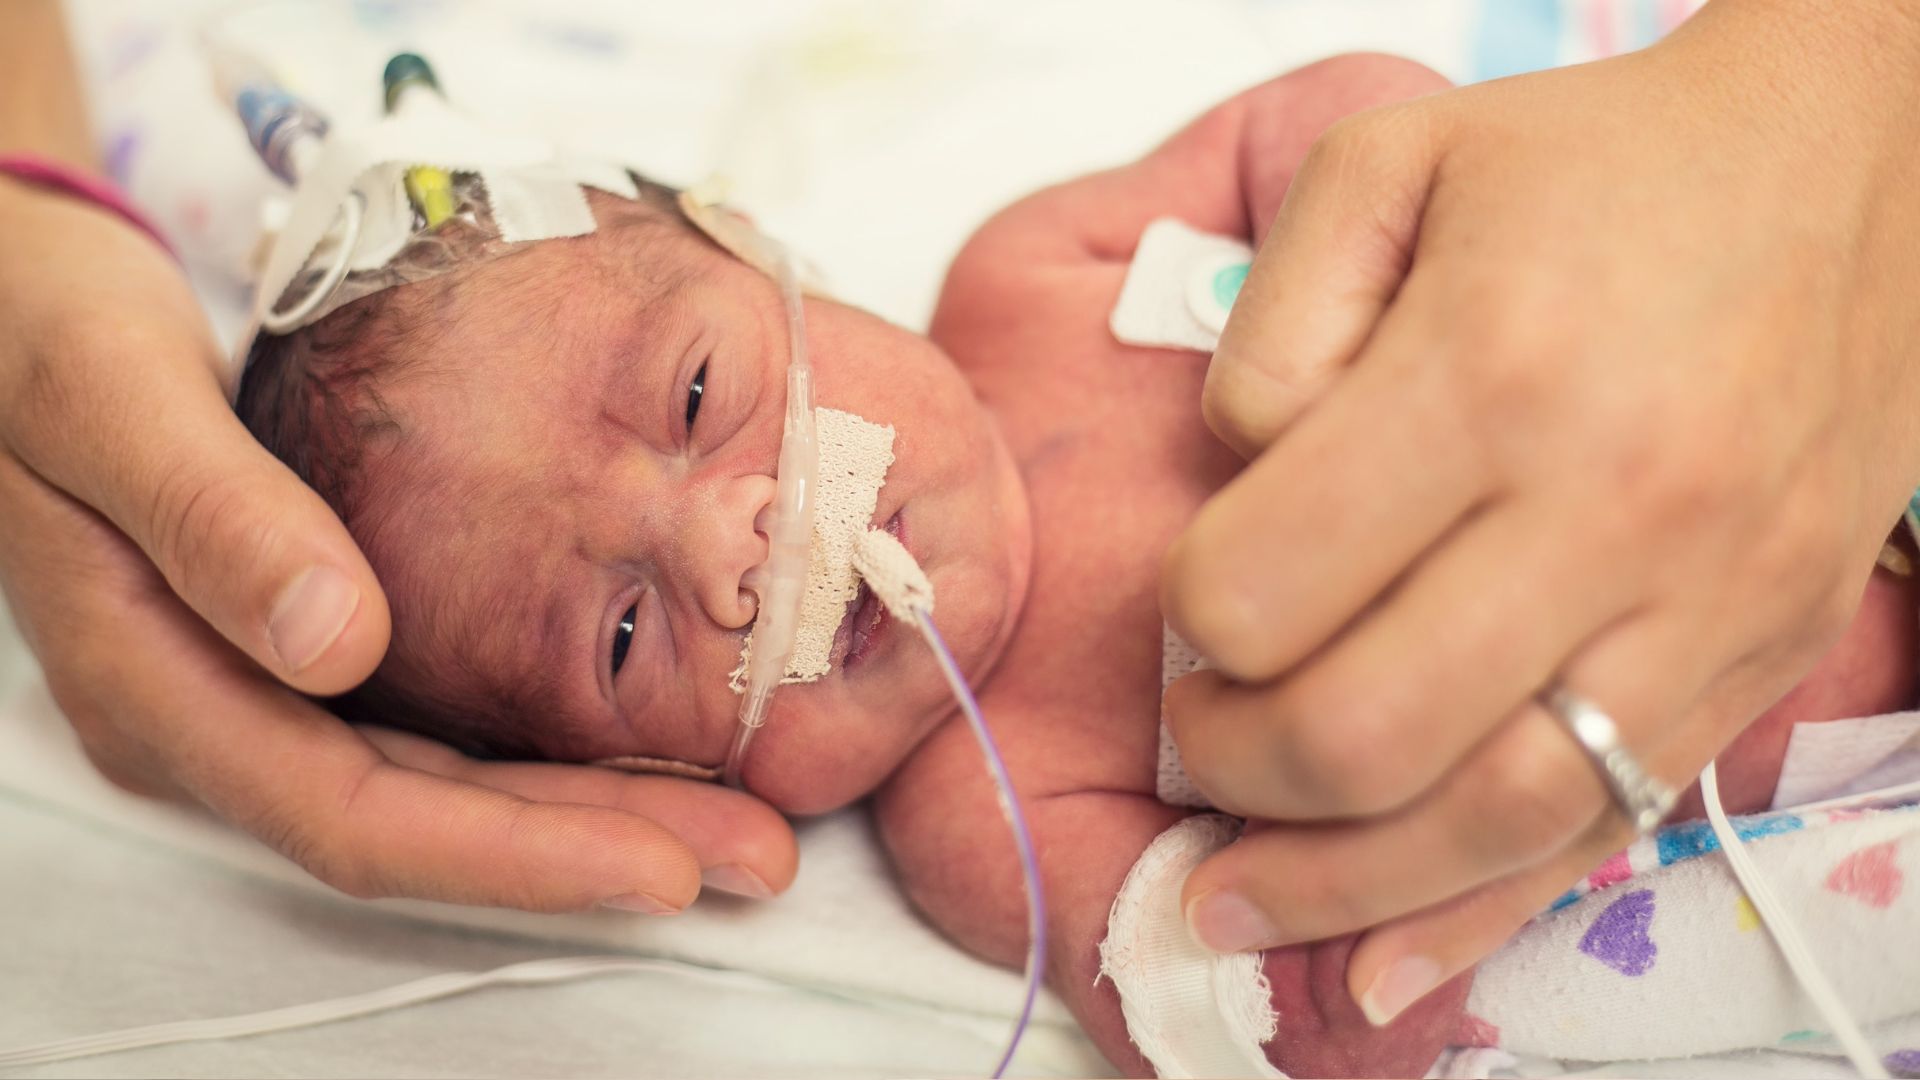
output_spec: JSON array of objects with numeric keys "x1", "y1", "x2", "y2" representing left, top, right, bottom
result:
[
  {"x1": 731, "y1": 407, "x2": 904, "y2": 688},
  {"x1": 1099, "y1": 815, "x2": 1286, "y2": 1079}
]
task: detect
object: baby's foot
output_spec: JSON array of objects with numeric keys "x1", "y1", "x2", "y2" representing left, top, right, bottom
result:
[
  {"x1": 1257, "y1": 933, "x2": 1472, "y2": 1078},
  {"x1": 1672, "y1": 558, "x2": 1920, "y2": 819}
]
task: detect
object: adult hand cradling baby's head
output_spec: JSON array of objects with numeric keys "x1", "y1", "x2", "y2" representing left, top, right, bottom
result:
[{"x1": 0, "y1": 1, "x2": 797, "y2": 911}]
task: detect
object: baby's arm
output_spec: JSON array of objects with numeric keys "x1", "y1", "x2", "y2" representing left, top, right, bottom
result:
[
  {"x1": 878, "y1": 709, "x2": 1468, "y2": 1078},
  {"x1": 877, "y1": 714, "x2": 1184, "y2": 1077},
  {"x1": 937, "y1": 53, "x2": 1449, "y2": 322}
]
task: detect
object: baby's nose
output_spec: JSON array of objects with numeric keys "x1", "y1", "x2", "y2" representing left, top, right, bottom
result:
[{"x1": 685, "y1": 472, "x2": 776, "y2": 630}]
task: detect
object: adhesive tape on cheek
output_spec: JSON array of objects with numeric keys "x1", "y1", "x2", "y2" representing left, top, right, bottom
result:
[{"x1": 730, "y1": 407, "x2": 897, "y2": 689}]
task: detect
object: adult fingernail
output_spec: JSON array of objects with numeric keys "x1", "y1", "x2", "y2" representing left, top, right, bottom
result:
[
  {"x1": 1186, "y1": 890, "x2": 1276, "y2": 953},
  {"x1": 1358, "y1": 955, "x2": 1442, "y2": 1027},
  {"x1": 269, "y1": 566, "x2": 359, "y2": 673},
  {"x1": 600, "y1": 892, "x2": 682, "y2": 915},
  {"x1": 702, "y1": 863, "x2": 773, "y2": 899}
]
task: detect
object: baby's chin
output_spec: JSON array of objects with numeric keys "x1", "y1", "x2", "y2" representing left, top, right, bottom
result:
[{"x1": 739, "y1": 659, "x2": 957, "y2": 815}]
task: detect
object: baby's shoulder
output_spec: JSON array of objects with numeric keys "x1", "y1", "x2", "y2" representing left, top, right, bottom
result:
[
  {"x1": 929, "y1": 178, "x2": 1138, "y2": 383},
  {"x1": 930, "y1": 113, "x2": 1250, "y2": 389}
]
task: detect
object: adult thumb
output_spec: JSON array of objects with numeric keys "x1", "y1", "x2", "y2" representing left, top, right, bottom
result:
[
  {"x1": 6, "y1": 333, "x2": 390, "y2": 696},
  {"x1": 135, "y1": 412, "x2": 394, "y2": 696},
  {"x1": 1204, "y1": 108, "x2": 1443, "y2": 459}
]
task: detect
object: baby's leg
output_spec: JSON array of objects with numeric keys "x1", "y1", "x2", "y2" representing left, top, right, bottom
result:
[
  {"x1": 1031, "y1": 794, "x2": 1467, "y2": 1078},
  {"x1": 1256, "y1": 935, "x2": 1472, "y2": 1078},
  {"x1": 1671, "y1": 554, "x2": 1920, "y2": 819}
]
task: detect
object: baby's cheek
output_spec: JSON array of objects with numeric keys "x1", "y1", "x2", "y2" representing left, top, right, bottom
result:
[{"x1": 1259, "y1": 933, "x2": 1472, "y2": 1079}]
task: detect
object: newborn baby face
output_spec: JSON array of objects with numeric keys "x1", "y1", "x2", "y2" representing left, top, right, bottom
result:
[{"x1": 353, "y1": 201, "x2": 1032, "y2": 813}]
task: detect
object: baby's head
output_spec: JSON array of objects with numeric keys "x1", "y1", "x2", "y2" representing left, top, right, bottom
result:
[{"x1": 238, "y1": 181, "x2": 1031, "y2": 812}]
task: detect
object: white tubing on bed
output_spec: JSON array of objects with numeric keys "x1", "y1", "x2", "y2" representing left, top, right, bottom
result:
[
  {"x1": 1098, "y1": 814, "x2": 1285, "y2": 1079},
  {"x1": 0, "y1": 951, "x2": 1041, "y2": 1071},
  {"x1": 0, "y1": 956, "x2": 785, "y2": 1069},
  {"x1": 1699, "y1": 762, "x2": 1889, "y2": 1079}
]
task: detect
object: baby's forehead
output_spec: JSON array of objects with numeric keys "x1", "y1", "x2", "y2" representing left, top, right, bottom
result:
[
  {"x1": 425, "y1": 220, "x2": 717, "y2": 368},
  {"x1": 354, "y1": 432, "x2": 582, "y2": 701}
]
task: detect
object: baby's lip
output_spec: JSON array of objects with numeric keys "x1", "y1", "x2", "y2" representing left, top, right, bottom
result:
[{"x1": 828, "y1": 510, "x2": 906, "y2": 670}]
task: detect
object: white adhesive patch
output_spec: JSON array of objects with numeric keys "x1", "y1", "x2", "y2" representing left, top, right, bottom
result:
[
  {"x1": 1159, "y1": 625, "x2": 1212, "y2": 808},
  {"x1": 1109, "y1": 217, "x2": 1253, "y2": 353},
  {"x1": 731, "y1": 407, "x2": 898, "y2": 689}
]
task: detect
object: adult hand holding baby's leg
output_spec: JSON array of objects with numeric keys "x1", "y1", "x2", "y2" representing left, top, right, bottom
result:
[
  {"x1": 0, "y1": 0, "x2": 793, "y2": 911},
  {"x1": 1162, "y1": 0, "x2": 1920, "y2": 1026}
]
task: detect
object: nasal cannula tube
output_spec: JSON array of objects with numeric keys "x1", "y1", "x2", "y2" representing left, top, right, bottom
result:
[
  {"x1": 716, "y1": 244, "x2": 1044, "y2": 1077},
  {"x1": 722, "y1": 246, "x2": 817, "y2": 789}
]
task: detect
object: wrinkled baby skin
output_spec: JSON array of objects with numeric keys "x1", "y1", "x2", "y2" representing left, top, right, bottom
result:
[{"x1": 302, "y1": 196, "x2": 1033, "y2": 815}]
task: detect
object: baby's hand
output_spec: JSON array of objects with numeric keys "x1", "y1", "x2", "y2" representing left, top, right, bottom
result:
[{"x1": 1258, "y1": 934, "x2": 1472, "y2": 1079}]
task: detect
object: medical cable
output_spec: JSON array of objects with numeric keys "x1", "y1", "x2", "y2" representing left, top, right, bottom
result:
[
  {"x1": 907, "y1": 607, "x2": 1047, "y2": 1078},
  {"x1": 202, "y1": 33, "x2": 364, "y2": 333},
  {"x1": 0, "y1": 954, "x2": 1032, "y2": 1070},
  {"x1": 381, "y1": 52, "x2": 458, "y2": 228},
  {"x1": 1699, "y1": 761, "x2": 1888, "y2": 1078}
]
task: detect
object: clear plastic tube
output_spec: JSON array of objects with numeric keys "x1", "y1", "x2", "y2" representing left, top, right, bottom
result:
[
  {"x1": 911, "y1": 608, "x2": 1047, "y2": 1078},
  {"x1": 723, "y1": 247, "x2": 818, "y2": 789}
]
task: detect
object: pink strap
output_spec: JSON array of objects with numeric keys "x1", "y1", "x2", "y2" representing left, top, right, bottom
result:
[{"x1": 0, "y1": 153, "x2": 175, "y2": 259}]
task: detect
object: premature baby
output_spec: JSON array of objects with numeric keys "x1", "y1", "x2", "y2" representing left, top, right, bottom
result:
[{"x1": 237, "y1": 56, "x2": 1920, "y2": 1077}]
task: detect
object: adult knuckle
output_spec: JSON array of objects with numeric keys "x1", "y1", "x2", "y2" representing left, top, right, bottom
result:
[
  {"x1": 1282, "y1": 861, "x2": 1375, "y2": 932},
  {"x1": 142, "y1": 463, "x2": 274, "y2": 588},
  {"x1": 1445, "y1": 302, "x2": 1565, "y2": 422},
  {"x1": 3, "y1": 347, "x2": 77, "y2": 452},
  {"x1": 1162, "y1": 534, "x2": 1262, "y2": 674},
  {"x1": 1618, "y1": 423, "x2": 1740, "y2": 533},
  {"x1": 41, "y1": 656, "x2": 120, "y2": 737},
  {"x1": 263, "y1": 813, "x2": 355, "y2": 894},
  {"x1": 6, "y1": 320, "x2": 142, "y2": 455},
  {"x1": 1279, "y1": 698, "x2": 1403, "y2": 815},
  {"x1": 1778, "y1": 498, "x2": 1849, "y2": 575},
  {"x1": 40, "y1": 666, "x2": 94, "y2": 723},
  {"x1": 275, "y1": 770, "x2": 388, "y2": 900},
  {"x1": 1295, "y1": 678, "x2": 1433, "y2": 813},
  {"x1": 78, "y1": 741, "x2": 151, "y2": 797},
  {"x1": 498, "y1": 803, "x2": 574, "y2": 910},
  {"x1": 304, "y1": 836, "x2": 381, "y2": 900},
  {"x1": 1309, "y1": 113, "x2": 1400, "y2": 183},
  {"x1": 1472, "y1": 746, "x2": 1591, "y2": 858},
  {"x1": 1200, "y1": 362, "x2": 1290, "y2": 451}
]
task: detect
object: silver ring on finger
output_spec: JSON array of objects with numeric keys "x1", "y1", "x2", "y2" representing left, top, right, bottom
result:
[{"x1": 1537, "y1": 680, "x2": 1677, "y2": 835}]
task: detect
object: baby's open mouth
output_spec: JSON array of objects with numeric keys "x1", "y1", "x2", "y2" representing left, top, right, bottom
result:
[{"x1": 831, "y1": 511, "x2": 905, "y2": 669}]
